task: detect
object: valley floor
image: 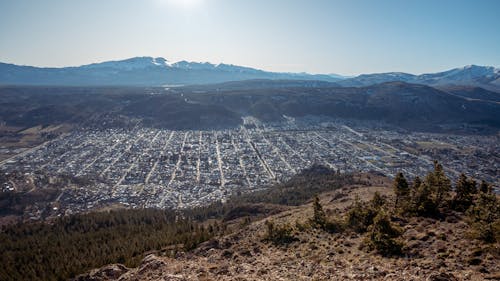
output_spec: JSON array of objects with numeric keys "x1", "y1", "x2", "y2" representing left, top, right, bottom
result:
[{"x1": 2, "y1": 117, "x2": 498, "y2": 224}]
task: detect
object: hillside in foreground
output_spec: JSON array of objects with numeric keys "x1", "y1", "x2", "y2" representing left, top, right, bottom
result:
[{"x1": 75, "y1": 169, "x2": 499, "y2": 281}]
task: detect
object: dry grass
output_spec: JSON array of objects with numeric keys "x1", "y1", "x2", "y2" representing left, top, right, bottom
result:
[{"x1": 78, "y1": 174, "x2": 499, "y2": 280}]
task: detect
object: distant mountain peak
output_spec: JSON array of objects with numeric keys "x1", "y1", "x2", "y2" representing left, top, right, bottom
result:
[
  {"x1": 152, "y1": 57, "x2": 169, "y2": 66},
  {"x1": 458, "y1": 64, "x2": 499, "y2": 76},
  {"x1": 0, "y1": 56, "x2": 343, "y2": 86},
  {"x1": 81, "y1": 56, "x2": 171, "y2": 70},
  {"x1": 0, "y1": 57, "x2": 497, "y2": 88},
  {"x1": 338, "y1": 64, "x2": 499, "y2": 90},
  {"x1": 460, "y1": 64, "x2": 494, "y2": 70}
]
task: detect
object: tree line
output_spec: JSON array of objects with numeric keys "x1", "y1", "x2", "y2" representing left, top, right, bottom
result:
[
  {"x1": 265, "y1": 161, "x2": 499, "y2": 257},
  {"x1": 0, "y1": 208, "x2": 217, "y2": 281},
  {"x1": 0, "y1": 165, "x2": 353, "y2": 281}
]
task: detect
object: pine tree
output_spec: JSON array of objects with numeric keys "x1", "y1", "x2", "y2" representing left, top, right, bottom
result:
[
  {"x1": 479, "y1": 180, "x2": 492, "y2": 194},
  {"x1": 365, "y1": 210, "x2": 403, "y2": 256},
  {"x1": 408, "y1": 176, "x2": 422, "y2": 204},
  {"x1": 425, "y1": 161, "x2": 451, "y2": 209},
  {"x1": 453, "y1": 173, "x2": 477, "y2": 211},
  {"x1": 393, "y1": 172, "x2": 409, "y2": 209},
  {"x1": 413, "y1": 181, "x2": 436, "y2": 216},
  {"x1": 311, "y1": 195, "x2": 326, "y2": 228},
  {"x1": 346, "y1": 195, "x2": 380, "y2": 233},
  {"x1": 370, "y1": 191, "x2": 386, "y2": 210},
  {"x1": 466, "y1": 192, "x2": 500, "y2": 243}
]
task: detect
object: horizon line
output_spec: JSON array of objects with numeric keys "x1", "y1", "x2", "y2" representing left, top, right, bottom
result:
[{"x1": 0, "y1": 56, "x2": 498, "y2": 77}]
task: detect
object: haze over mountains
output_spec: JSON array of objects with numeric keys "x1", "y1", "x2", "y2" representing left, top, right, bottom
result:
[
  {"x1": 1, "y1": 56, "x2": 499, "y2": 133},
  {"x1": 0, "y1": 57, "x2": 498, "y2": 91},
  {"x1": 338, "y1": 65, "x2": 500, "y2": 91},
  {"x1": 0, "y1": 57, "x2": 342, "y2": 86}
]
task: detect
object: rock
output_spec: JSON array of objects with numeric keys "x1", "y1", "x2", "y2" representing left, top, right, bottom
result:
[
  {"x1": 73, "y1": 264, "x2": 128, "y2": 281},
  {"x1": 239, "y1": 249, "x2": 252, "y2": 257},
  {"x1": 405, "y1": 229, "x2": 419, "y2": 240},
  {"x1": 161, "y1": 274, "x2": 187, "y2": 281},
  {"x1": 434, "y1": 240, "x2": 447, "y2": 253},
  {"x1": 138, "y1": 255, "x2": 167, "y2": 274},
  {"x1": 195, "y1": 238, "x2": 220, "y2": 255},
  {"x1": 213, "y1": 264, "x2": 230, "y2": 275},
  {"x1": 427, "y1": 272, "x2": 458, "y2": 281},
  {"x1": 220, "y1": 249, "x2": 234, "y2": 258}
]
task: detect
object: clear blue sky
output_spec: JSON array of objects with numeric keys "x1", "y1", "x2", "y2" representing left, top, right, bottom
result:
[{"x1": 0, "y1": 0, "x2": 499, "y2": 75}]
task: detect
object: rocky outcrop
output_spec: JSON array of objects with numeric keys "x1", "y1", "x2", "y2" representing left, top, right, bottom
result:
[
  {"x1": 81, "y1": 183, "x2": 499, "y2": 281},
  {"x1": 73, "y1": 264, "x2": 129, "y2": 281}
]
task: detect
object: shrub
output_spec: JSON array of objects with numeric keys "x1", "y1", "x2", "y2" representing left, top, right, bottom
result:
[
  {"x1": 364, "y1": 210, "x2": 403, "y2": 256},
  {"x1": 345, "y1": 195, "x2": 378, "y2": 233},
  {"x1": 466, "y1": 192, "x2": 500, "y2": 243},
  {"x1": 323, "y1": 219, "x2": 345, "y2": 233},
  {"x1": 308, "y1": 195, "x2": 345, "y2": 233},
  {"x1": 404, "y1": 162, "x2": 451, "y2": 217},
  {"x1": 410, "y1": 180, "x2": 437, "y2": 216},
  {"x1": 263, "y1": 220, "x2": 295, "y2": 245},
  {"x1": 452, "y1": 173, "x2": 477, "y2": 212},
  {"x1": 295, "y1": 219, "x2": 309, "y2": 232}
]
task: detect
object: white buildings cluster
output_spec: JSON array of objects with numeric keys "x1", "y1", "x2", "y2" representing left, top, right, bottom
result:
[{"x1": 1, "y1": 117, "x2": 498, "y2": 215}]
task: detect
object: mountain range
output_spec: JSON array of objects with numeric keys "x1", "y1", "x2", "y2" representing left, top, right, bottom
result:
[
  {"x1": 0, "y1": 57, "x2": 498, "y2": 90},
  {"x1": 0, "y1": 57, "x2": 342, "y2": 86},
  {"x1": 338, "y1": 65, "x2": 500, "y2": 91}
]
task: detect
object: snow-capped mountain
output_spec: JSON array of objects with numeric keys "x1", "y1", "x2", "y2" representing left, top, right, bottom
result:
[
  {"x1": 81, "y1": 57, "x2": 172, "y2": 70},
  {"x1": 0, "y1": 56, "x2": 343, "y2": 86},
  {"x1": 415, "y1": 65, "x2": 499, "y2": 85},
  {"x1": 0, "y1": 57, "x2": 498, "y2": 89},
  {"x1": 338, "y1": 65, "x2": 499, "y2": 90},
  {"x1": 339, "y1": 72, "x2": 416, "y2": 87}
]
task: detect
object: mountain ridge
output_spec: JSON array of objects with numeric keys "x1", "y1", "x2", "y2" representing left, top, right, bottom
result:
[
  {"x1": 338, "y1": 65, "x2": 500, "y2": 91},
  {"x1": 0, "y1": 57, "x2": 343, "y2": 86},
  {"x1": 1, "y1": 81, "x2": 498, "y2": 133},
  {"x1": 0, "y1": 57, "x2": 498, "y2": 89}
]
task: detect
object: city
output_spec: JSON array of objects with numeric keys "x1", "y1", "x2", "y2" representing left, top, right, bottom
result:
[{"x1": 1, "y1": 116, "x2": 498, "y2": 219}]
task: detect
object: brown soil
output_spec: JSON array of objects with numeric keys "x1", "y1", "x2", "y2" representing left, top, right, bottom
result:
[{"x1": 75, "y1": 179, "x2": 499, "y2": 281}]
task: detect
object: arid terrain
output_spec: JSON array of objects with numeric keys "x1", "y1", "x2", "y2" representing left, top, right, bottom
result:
[{"x1": 75, "y1": 173, "x2": 499, "y2": 281}]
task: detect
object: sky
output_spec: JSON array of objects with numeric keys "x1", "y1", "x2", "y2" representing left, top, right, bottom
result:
[{"x1": 0, "y1": 0, "x2": 499, "y2": 76}]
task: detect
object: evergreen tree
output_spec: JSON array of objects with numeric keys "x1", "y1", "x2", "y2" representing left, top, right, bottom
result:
[
  {"x1": 365, "y1": 210, "x2": 403, "y2": 256},
  {"x1": 370, "y1": 191, "x2": 386, "y2": 210},
  {"x1": 466, "y1": 192, "x2": 500, "y2": 243},
  {"x1": 393, "y1": 172, "x2": 409, "y2": 209},
  {"x1": 346, "y1": 195, "x2": 380, "y2": 233},
  {"x1": 311, "y1": 195, "x2": 326, "y2": 228},
  {"x1": 425, "y1": 161, "x2": 451, "y2": 209},
  {"x1": 453, "y1": 173, "x2": 477, "y2": 211},
  {"x1": 479, "y1": 180, "x2": 492, "y2": 194},
  {"x1": 264, "y1": 220, "x2": 294, "y2": 245},
  {"x1": 408, "y1": 176, "x2": 422, "y2": 204},
  {"x1": 412, "y1": 181, "x2": 436, "y2": 216}
]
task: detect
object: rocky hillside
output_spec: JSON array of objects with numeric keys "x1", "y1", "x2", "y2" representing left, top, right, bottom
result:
[{"x1": 75, "y1": 173, "x2": 500, "y2": 281}]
